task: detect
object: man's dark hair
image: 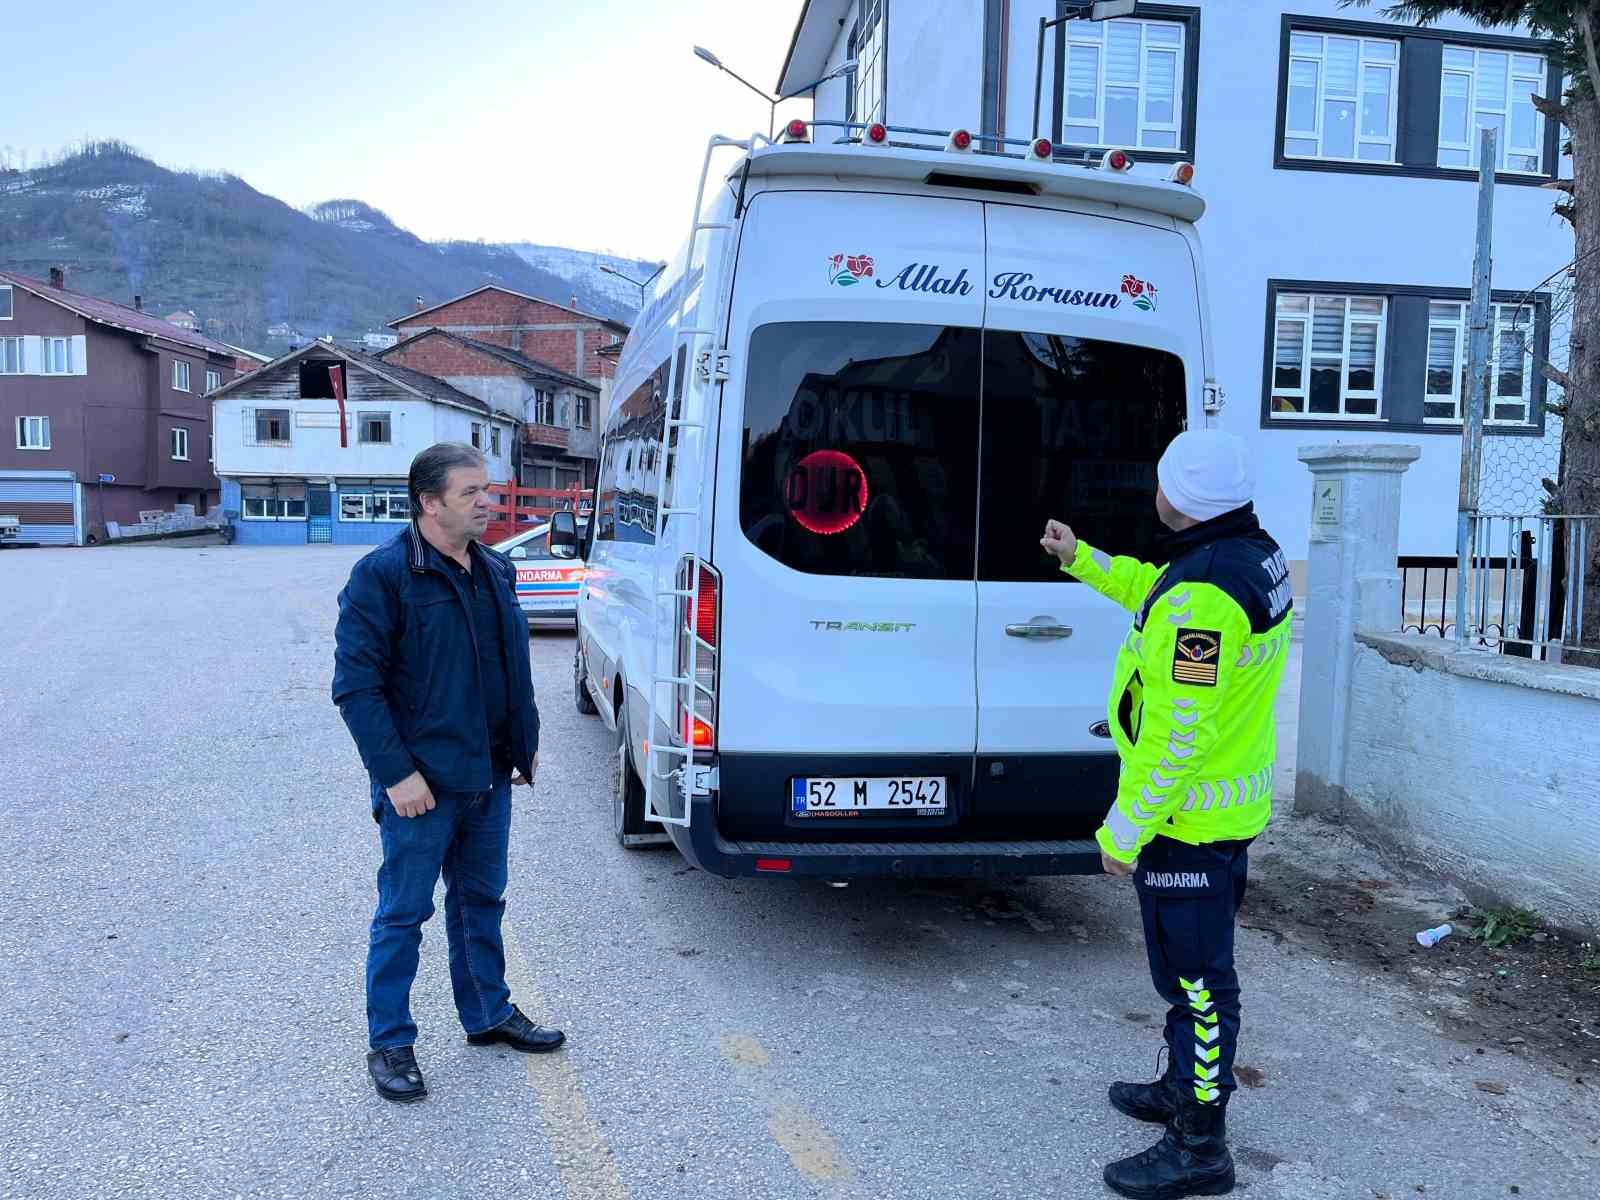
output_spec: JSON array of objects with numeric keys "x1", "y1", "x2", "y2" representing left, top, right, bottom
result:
[{"x1": 409, "y1": 442, "x2": 488, "y2": 513}]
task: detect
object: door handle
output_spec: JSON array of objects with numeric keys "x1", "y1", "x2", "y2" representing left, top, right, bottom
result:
[{"x1": 1005, "y1": 617, "x2": 1074, "y2": 640}]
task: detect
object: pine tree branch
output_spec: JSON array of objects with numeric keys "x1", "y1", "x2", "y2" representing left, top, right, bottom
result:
[
  {"x1": 1542, "y1": 361, "x2": 1574, "y2": 392},
  {"x1": 1531, "y1": 91, "x2": 1570, "y2": 123}
]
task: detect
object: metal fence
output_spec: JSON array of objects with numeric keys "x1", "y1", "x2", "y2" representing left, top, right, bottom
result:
[{"x1": 1404, "y1": 515, "x2": 1596, "y2": 660}]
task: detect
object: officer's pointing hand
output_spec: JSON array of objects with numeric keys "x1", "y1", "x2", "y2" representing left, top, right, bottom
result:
[{"x1": 1040, "y1": 519, "x2": 1077, "y2": 563}]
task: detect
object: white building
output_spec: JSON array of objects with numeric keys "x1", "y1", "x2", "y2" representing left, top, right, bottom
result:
[
  {"x1": 209, "y1": 341, "x2": 517, "y2": 546},
  {"x1": 779, "y1": 0, "x2": 1571, "y2": 574}
]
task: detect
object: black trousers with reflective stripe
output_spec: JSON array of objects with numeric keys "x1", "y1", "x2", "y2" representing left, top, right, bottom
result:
[{"x1": 1133, "y1": 835, "x2": 1252, "y2": 1106}]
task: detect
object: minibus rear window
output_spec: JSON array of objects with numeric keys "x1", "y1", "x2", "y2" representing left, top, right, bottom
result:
[
  {"x1": 979, "y1": 330, "x2": 1187, "y2": 581},
  {"x1": 741, "y1": 322, "x2": 980, "y2": 580}
]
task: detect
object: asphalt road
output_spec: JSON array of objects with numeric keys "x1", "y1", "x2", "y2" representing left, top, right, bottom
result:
[{"x1": 1, "y1": 543, "x2": 1596, "y2": 1200}]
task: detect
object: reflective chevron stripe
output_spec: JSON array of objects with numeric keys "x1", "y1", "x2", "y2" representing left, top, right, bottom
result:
[
  {"x1": 1180, "y1": 976, "x2": 1223, "y2": 1104},
  {"x1": 1104, "y1": 805, "x2": 1140, "y2": 852},
  {"x1": 1091, "y1": 549, "x2": 1112, "y2": 573},
  {"x1": 1166, "y1": 738, "x2": 1193, "y2": 760}
]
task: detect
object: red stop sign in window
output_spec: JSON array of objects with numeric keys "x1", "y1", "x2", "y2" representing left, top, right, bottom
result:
[{"x1": 785, "y1": 449, "x2": 869, "y2": 536}]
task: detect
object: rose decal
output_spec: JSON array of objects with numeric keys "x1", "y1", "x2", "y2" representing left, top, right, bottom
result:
[
  {"x1": 1121, "y1": 274, "x2": 1158, "y2": 312},
  {"x1": 829, "y1": 253, "x2": 875, "y2": 286}
]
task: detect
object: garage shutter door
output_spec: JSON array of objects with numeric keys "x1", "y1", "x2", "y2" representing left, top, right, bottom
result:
[{"x1": 0, "y1": 476, "x2": 77, "y2": 545}]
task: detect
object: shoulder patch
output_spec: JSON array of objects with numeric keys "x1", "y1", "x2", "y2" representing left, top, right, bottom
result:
[{"x1": 1172, "y1": 627, "x2": 1221, "y2": 687}]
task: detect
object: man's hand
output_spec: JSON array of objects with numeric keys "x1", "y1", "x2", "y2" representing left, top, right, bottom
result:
[
  {"x1": 1040, "y1": 519, "x2": 1078, "y2": 564},
  {"x1": 1101, "y1": 850, "x2": 1135, "y2": 878},
  {"x1": 387, "y1": 771, "x2": 436, "y2": 819},
  {"x1": 512, "y1": 753, "x2": 539, "y2": 787}
]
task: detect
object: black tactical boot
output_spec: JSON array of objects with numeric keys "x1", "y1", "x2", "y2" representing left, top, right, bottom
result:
[
  {"x1": 1109, "y1": 1047, "x2": 1185, "y2": 1124},
  {"x1": 1102, "y1": 1101, "x2": 1235, "y2": 1199}
]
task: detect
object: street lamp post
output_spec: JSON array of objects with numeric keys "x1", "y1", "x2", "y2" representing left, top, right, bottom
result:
[
  {"x1": 692, "y1": 47, "x2": 859, "y2": 138},
  {"x1": 600, "y1": 262, "x2": 667, "y2": 306}
]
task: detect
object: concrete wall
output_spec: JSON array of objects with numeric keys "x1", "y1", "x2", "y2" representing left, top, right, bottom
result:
[{"x1": 1344, "y1": 633, "x2": 1600, "y2": 933}]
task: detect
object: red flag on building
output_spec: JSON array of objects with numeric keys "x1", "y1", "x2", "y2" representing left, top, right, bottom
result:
[{"x1": 331, "y1": 363, "x2": 347, "y2": 447}]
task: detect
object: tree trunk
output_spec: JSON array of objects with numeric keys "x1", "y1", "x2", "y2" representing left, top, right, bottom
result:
[{"x1": 1559, "y1": 92, "x2": 1600, "y2": 652}]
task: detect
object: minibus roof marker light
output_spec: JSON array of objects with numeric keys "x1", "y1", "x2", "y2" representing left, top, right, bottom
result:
[
  {"x1": 1168, "y1": 161, "x2": 1196, "y2": 185},
  {"x1": 947, "y1": 128, "x2": 974, "y2": 153},
  {"x1": 1100, "y1": 148, "x2": 1134, "y2": 172},
  {"x1": 863, "y1": 122, "x2": 889, "y2": 146},
  {"x1": 781, "y1": 118, "x2": 810, "y2": 144},
  {"x1": 1027, "y1": 137, "x2": 1054, "y2": 162}
]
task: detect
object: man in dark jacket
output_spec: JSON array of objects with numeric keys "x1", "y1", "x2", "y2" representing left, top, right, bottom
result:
[{"x1": 333, "y1": 442, "x2": 564, "y2": 1105}]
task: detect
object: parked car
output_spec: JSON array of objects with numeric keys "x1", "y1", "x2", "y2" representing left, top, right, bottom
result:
[
  {"x1": 568, "y1": 118, "x2": 1212, "y2": 877},
  {"x1": 491, "y1": 520, "x2": 588, "y2": 623}
]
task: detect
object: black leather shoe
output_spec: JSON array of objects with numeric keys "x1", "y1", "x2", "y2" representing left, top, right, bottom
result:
[
  {"x1": 1110, "y1": 1046, "x2": 1184, "y2": 1124},
  {"x1": 466, "y1": 1005, "x2": 566, "y2": 1053},
  {"x1": 1103, "y1": 1102, "x2": 1235, "y2": 1199},
  {"x1": 367, "y1": 1046, "x2": 427, "y2": 1104}
]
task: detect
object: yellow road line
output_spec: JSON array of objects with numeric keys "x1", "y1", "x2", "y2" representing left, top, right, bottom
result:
[
  {"x1": 501, "y1": 922, "x2": 629, "y2": 1200},
  {"x1": 719, "y1": 1033, "x2": 852, "y2": 1186}
]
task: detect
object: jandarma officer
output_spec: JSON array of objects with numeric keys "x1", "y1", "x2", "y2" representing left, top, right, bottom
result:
[{"x1": 1041, "y1": 429, "x2": 1293, "y2": 1199}]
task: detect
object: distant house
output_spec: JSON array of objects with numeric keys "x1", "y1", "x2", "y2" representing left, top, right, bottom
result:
[
  {"x1": 218, "y1": 343, "x2": 272, "y2": 377},
  {"x1": 265, "y1": 321, "x2": 298, "y2": 340},
  {"x1": 388, "y1": 286, "x2": 627, "y2": 414},
  {"x1": 209, "y1": 340, "x2": 518, "y2": 546},
  {"x1": 381, "y1": 329, "x2": 601, "y2": 490},
  {"x1": 163, "y1": 310, "x2": 199, "y2": 331},
  {"x1": 360, "y1": 331, "x2": 399, "y2": 351},
  {"x1": 0, "y1": 267, "x2": 238, "y2": 544}
]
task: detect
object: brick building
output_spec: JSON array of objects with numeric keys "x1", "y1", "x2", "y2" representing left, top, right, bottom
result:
[
  {"x1": 387, "y1": 285, "x2": 626, "y2": 395},
  {"x1": 380, "y1": 329, "x2": 601, "y2": 489}
]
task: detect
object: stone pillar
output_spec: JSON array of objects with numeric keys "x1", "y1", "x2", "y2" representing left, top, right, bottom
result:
[{"x1": 1294, "y1": 444, "x2": 1421, "y2": 816}]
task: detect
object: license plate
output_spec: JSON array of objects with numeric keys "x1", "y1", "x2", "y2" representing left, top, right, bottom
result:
[{"x1": 791, "y1": 776, "x2": 947, "y2": 818}]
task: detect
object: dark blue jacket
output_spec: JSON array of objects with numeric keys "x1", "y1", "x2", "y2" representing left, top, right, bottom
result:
[{"x1": 332, "y1": 523, "x2": 540, "y2": 806}]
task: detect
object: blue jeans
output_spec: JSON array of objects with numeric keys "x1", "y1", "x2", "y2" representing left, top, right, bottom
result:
[{"x1": 366, "y1": 776, "x2": 515, "y2": 1050}]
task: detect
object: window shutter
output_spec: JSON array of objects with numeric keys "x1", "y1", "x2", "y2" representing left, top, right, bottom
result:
[
  {"x1": 243, "y1": 407, "x2": 256, "y2": 447},
  {"x1": 71, "y1": 335, "x2": 87, "y2": 375}
]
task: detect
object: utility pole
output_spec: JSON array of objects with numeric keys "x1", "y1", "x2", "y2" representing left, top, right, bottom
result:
[{"x1": 1455, "y1": 127, "x2": 1496, "y2": 645}]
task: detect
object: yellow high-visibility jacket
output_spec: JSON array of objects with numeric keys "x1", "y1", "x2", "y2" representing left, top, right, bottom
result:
[{"x1": 1064, "y1": 506, "x2": 1294, "y2": 863}]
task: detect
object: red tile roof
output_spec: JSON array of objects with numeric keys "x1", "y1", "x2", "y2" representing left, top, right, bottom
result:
[{"x1": 0, "y1": 270, "x2": 237, "y2": 358}]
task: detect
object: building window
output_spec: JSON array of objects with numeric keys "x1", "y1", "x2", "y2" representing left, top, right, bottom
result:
[
  {"x1": 575, "y1": 393, "x2": 593, "y2": 430},
  {"x1": 241, "y1": 483, "x2": 307, "y2": 520},
  {"x1": 1269, "y1": 293, "x2": 1386, "y2": 419},
  {"x1": 0, "y1": 284, "x2": 11, "y2": 320},
  {"x1": 338, "y1": 489, "x2": 411, "y2": 522},
  {"x1": 1424, "y1": 302, "x2": 1536, "y2": 425},
  {"x1": 16, "y1": 416, "x2": 51, "y2": 450},
  {"x1": 1283, "y1": 32, "x2": 1398, "y2": 163},
  {"x1": 849, "y1": 0, "x2": 885, "y2": 125},
  {"x1": 255, "y1": 409, "x2": 291, "y2": 445},
  {"x1": 1063, "y1": 14, "x2": 1188, "y2": 153},
  {"x1": 359, "y1": 412, "x2": 392, "y2": 444},
  {"x1": 0, "y1": 337, "x2": 21, "y2": 374},
  {"x1": 171, "y1": 427, "x2": 190, "y2": 460},
  {"x1": 1439, "y1": 46, "x2": 1547, "y2": 173},
  {"x1": 42, "y1": 337, "x2": 72, "y2": 375},
  {"x1": 205, "y1": 369, "x2": 222, "y2": 393},
  {"x1": 533, "y1": 389, "x2": 558, "y2": 426},
  {"x1": 299, "y1": 360, "x2": 341, "y2": 399},
  {"x1": 491, "y1": 426, "x2": 502, "y2": 456},
  {"x1": 471, "y1": 422, "x2": 483, "y2": 449},
  {"x1": 1276, "y1": 17, "x2": 1559, "y2": 183},
  {"x1": 173, "y1": 360, "x2": 191, "y2": 391}
]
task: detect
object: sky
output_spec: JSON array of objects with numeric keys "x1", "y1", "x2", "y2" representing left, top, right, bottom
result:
[{"x1": 8, "y1": 0, "x2": 811, "y2": 262}]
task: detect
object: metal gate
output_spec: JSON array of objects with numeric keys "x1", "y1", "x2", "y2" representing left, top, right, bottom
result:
[
  {"x1": 306, "y1": 485, "x2": 333, "y2": 544},
  {"x1": 0, "y1": 472, "x2": 78, "y2": 545}
]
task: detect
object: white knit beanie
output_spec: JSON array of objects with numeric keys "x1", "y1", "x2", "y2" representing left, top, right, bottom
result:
[{"x1": 1156, "y1": 429, "x2": 1254, "y2": 523}]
